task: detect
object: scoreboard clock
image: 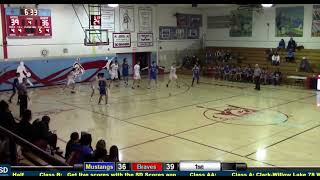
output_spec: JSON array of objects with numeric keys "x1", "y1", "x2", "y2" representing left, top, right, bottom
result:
[
  {"x1": 5, "y1": 7, "x2": 52, "y2": 38},
  {"x1": 91, "y1": 15, "x2": 101, "y2": 26}
]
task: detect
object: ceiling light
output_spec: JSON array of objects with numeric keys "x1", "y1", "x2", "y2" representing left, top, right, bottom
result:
[
  {"x1": 108, "y1": 4, "x2": 119, "y2": 8},
  {"x1": 261, "y1": 4, "x2": 274, "y2": 8}
]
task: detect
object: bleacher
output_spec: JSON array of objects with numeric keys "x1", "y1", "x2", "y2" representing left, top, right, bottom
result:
[{"x1": 205, "y1": 47, "x2": 320, "y2": 81}]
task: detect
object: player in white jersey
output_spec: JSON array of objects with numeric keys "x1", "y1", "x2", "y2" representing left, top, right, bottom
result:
[
  {"x1": 63, "y1": 68, "x2": 77, "y2": 93},
  {"x1": 132, "y1": 61, "x2": 141, "y2": 89},
  {"x1": 166, "y1": 63, "x2": 181, "y2": 88},
  {"x1": 109, "y1": 60, "x2": 120, "y2": 88},
  {"x1": 90, "y1": 74, "x2": 99, "y2": 101}
]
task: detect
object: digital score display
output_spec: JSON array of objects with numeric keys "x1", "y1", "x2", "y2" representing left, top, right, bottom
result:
[
  {"x1": 5, "y1": 8, "x2": 52, "y2": 38},
  {"x1": 91, "y1": 15, "x2": 101, "y2": 26}
]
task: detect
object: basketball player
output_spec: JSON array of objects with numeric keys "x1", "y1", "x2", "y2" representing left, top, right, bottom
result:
[
  {"x1": 18, "y1": 78, "x2": 30, "y2": 117},
  {"x1": 16, "y1": 61, "x2": 33, "y2": 86},
  {"x1": 142, "y1": 61, "x2": 165, "y2": 89},
  {"x1": 192, "y1": 63, "x2": 200, "y2": 87},
  {"x1": 73, "y1": 58, "x2": 85, "y2": 81},
  {"x1": 166, "y1": 63, "x2": 181, "y2": 88},
  {"x1": 132, "y1": 61, "x2": 141, "y2": 89},
  {"x1": 98, "y1": 74, "x2": 108, "y2": 105},
  {"x1": 122, "y1": 58, "x2": 130, "y2": 87},
  {"x1": 109, "y1": 60, "x2": 119, "y2": 88},
  {"x1": 90, "y1": 74, "x2": 99, "y2": 101},
  {"x1": 63, "y1": 68, "x2": 77, "y2": 93}
]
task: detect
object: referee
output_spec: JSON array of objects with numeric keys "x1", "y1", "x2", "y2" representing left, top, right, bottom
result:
[{"x1": 253, "y1": 64, "x2": 262, "y2": 91}]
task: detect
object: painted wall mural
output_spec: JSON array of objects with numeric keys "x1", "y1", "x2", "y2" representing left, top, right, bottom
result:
[
  {"x1": 0, "y1": 56, "x2": 114, "y2": 91},
  {"x1": 276, "y1": 6, "x2": 304, "y2": 37},
  {"x1": 229, "y1": 10, "x2": 253, "y2": 37},
  {"x1": 312, "y1": 5, "x2": 320, "y2": 37}
]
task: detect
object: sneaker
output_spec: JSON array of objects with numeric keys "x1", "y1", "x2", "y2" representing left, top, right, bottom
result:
[{"x1": 166, "y1": 84, "x2": 169, "y2": 88}]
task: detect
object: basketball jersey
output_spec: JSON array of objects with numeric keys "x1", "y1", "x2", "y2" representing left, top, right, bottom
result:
[
  {"x1": 170, "y1": 66, "x2": 176, "y2": 76},
  {"x1": 122, "y1": 64, "x2": 129, "y2": 76},
  {"x1": 150, "y1": 65, "x2": 158, "y2": 75},
  {"x1": 99, "y1": 80, "x2": 106, "y2": 88},
  {"x1": 193, "y1": 66, "x2": 200, "y2": 75},
  {"x1": 134, "y1": 64, "x2": 140, "y2": 75}
]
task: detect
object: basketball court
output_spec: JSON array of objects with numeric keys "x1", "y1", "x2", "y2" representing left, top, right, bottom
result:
[{"x1": 1, "y1": 75, "x2": 319, "y2": 167}]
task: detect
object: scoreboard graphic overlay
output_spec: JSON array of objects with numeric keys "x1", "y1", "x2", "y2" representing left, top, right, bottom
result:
[{"x1": 5, "y1": 8, "x2": 52, "y2": 38}]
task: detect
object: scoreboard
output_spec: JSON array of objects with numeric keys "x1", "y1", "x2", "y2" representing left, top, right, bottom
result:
[
  {"x1": 5, "y1": 7, "x2": 52, "y2": 38},
  {"x1": 4, "y1": 162, "x2": 320, "y2": 176}
]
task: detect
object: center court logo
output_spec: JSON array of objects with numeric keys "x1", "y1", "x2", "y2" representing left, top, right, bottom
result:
[{"x1": 0, "y1": 165, "x2": 11, "y2": 176}]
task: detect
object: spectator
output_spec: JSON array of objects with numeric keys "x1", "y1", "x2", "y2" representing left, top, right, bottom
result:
[
  {"x1": 299, "y1": 57, "x2": 313, "y2": 73},
  {"x1": 224, "y1": 50, "x2": 232, "y2": 62},
  {"x1": 278, "y1": 39, "x2": 286, "y2": 50},
  {"x1": 272, "y1": 52, "x2": 281, "y2": 66},
  {"x1": 17, "y1": 78, "x2": 29, "y2": 118},
  {"x1": 230, "y1": 66, "x2": 237, "y2": 81},
  {"x1": 91, "y1": 139, "x2": 109, "y2": 162},
  {"x1": 287, "y1": 37, "x2": 297, "y2": 52},
  {"x1": 17, "y1": 109, "x2": 36, "y2": 143},
  {"x1": 235, "y1": 66, "x2": 242, "y2": 81},
  {"x1": 261, "y1": 68, "x2": 269, "y2": 85},
  {"x1": 266, "y1": 48, "x2": 274, "y2": 62},
  {"x1": 223, "y1": 65, "x2": 231, "y2": 81},
  {"x1": 33, "y1": 116, "x2": 62, "y2": 155},
  {"x1": 9, "y1": 73, "x2": 20, "y2": 104},
  {"x1": 253, "y1": 64, "x2": 262, "y2": 91},
  {"x1": 286, "y1": 49, "x2": 295, "y2": 62},
  {"x1": 65, "y1": 132, "x2": 79, "y2": 160},
  {"x1": 66, "y1": 133, "x2": 93, "y2": 165},
  {"x1": 108, "y1": 145, "x2": 120, "y2": 162},
  {"x1": 0, "y1": 100, "x2": 17, "y2": 132},
  {"x1": 273, "y1": 69, "x2": 282, "y2": 86}
]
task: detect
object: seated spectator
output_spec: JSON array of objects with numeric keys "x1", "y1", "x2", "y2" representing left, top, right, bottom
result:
[
  {"x1": 90, "y1": 139, "x2": 109, "y2": 162},
  {"x1": 299, "y1": 57, "x2": 313, "y2": 73},
  {"x1": 261, "y1": 68, "x2": 269, "y2": 85},
  {"x1": 223, "y1": 65, "x2": 231, "y2": 81},
  {"x1": 272, "y1": 52, "x2": 281, "y2": 66},
  {"x1": 273, "y1": 69, "x2": 282, "y2": 86},
  {"x1": 286, "y1": 49, "x2": 295, "y2": 62},
  {"x1": 287, "y1": 37, "x2": 297, "y2": 52},
  {"x1": 17, "y1": 109, "x2": 36, "y2": 143},
  {"x1": 33, "y1": 116, "x2": 62, "y2": 155},
  {"x1": 66, "y1": 132, "x2": 93, "y2": 165},
  {"x1": 107, "y1": 145, "x2": 119, "y2": 162},
  {"x1": 235, "y1": 67, "x2": 242, "y2": 81},
  {"x1": 277, "y1": 39, "x2": 286, "y2": 50},
  {"x1": 224, "y1": 50, "x2": 232, "y2": 62},
  {"x1": 65, "y1": 132, "x2": 80, "y2": 160},
  {"x1": 0, "y1": 100, "x2": 17, "y2": 132},
  {"x1": 219, "y1": 65, "x2": 224, "y2": 80},
  {"x1": 266, "y1": 48, "x2": 274, "y2": 62},
  {"x1": 230, "y1": 66, "x2": 237, "y2": 81}
]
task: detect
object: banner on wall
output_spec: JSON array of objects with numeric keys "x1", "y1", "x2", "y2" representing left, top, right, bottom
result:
[
  {"x1": 276, "y1": 6, "x2": 304, "y2": 37},
  {"x1": 159, "y1": 26, "x2": 171, "y2": 40},
  {"x1": 159, "y1": 26, "x2": 199, "y2": 40},
  {"x1": 119, "y1": 6, "x2": 135, "y2": 32},
  {"x1": 176, "y1": 28, "x2": 187, "y2": 39},
  {"x1": 113, "y1": 33, "x2": 131, "y2": 48},
  {"x1": 187, "y1": 28, "x2": 200, "y2": 39},
  {"x1": 137, "y1": 33, "x2": 153, "y2": 47},
  {"x1": 138, "y1": 8, "x2": 152, "y2": 32},
  {"x1": 230, "y1": 10, "x2": 253, "y2": 37},
  {"x1": 101, "y1": 5, "x2": 115, "y2": 31},
  {"x1": 312, "y1": 5, "x2": 320, "y2": 37},
  {"x1": 176, "y1": 14, "x2": 202, "y2": 28}
]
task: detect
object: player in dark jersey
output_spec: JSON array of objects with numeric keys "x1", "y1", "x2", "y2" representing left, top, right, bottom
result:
[
  {"x1": 98, "y1": 74, "x2": 108, "y2": 105},
  {"x1": 122, "y1": 58, "x2": 130, "y2": 87},
  {"x1": 9, "y1": 73, "x2": 20, "y2": 104},
  {"x1": 192, "y1": 63, "x2": 200, "y2": 87},
  {"x1": 142, "y1": 61, "x2": 165, "y2": 89}
]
